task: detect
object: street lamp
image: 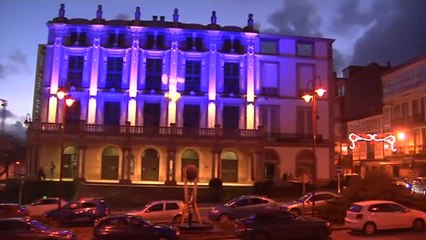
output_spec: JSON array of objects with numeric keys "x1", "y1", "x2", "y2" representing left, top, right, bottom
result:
[
  {"x1": 56, "y1": 88, "x2": 74, "y2": 210},
  {"x1": 301, "y1": 76, "x2": 326, "y2": 214}
]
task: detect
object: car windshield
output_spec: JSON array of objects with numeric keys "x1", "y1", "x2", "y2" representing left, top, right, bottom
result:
[
  {"x1": 30, "y1": 220, "x2": 49, "y2": 231},
  {"x1": 224, "y1": 197, "x2": 240, "y2": 207},
  {"x1": 297, "y1": 193, "x2": 312, "y2": 202}
]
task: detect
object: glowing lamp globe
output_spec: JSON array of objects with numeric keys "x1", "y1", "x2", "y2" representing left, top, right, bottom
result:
[{"x1": 185, "y1": 165, "x2": 198, "y2": 181}]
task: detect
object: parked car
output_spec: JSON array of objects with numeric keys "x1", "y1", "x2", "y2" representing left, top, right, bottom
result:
[
  {"x1": 345, "y1": 200, "x2": 426, "y2": 235},
  {"x1": 0, "y1": 217, "x2": 77, "y2": 240},
  {"x1": 411, "y1": 177, "x2": 426, "y2": 195},
  {"x1": 234, "y1": 209, "x2": 331, "y2": 240},
  {"x1": 279, "y1": 191, "x2": 340, "y2": 216},
  {"x1": 93, "y1": 215, "x2": 180, "y2": 240},
  {"x1": 45, "y1": 197, "x2": 110, "y2": 224},
  {"x1": 25, "y1": 197, "x2": 68, "y2": 216},
  {"x1": 0, "y1": 203, "x2": 29, "y2": 218},
  {"x1": 127, "y1": 200, "x2": 184, "y2": 223},
  {"x1": 208, "y1": 195, "x2": 278, "y2": 222}
]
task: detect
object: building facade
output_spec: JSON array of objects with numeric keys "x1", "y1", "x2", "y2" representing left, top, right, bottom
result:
[{"x1": 26, "y1": 4, "x2": 335, "y2": 185}]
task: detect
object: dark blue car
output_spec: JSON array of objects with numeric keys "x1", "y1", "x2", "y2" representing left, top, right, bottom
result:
[
  {"x1": 93, "y1": 215, "x2": 180, "y2": 240},
  {"x1": 45, "y1": 197, "x2": 110, "y2": 225}
]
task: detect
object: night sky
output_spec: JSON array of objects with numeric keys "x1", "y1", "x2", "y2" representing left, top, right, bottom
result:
[{"x1": 1, "y1": 0, "x2": 426, "y2": 126}]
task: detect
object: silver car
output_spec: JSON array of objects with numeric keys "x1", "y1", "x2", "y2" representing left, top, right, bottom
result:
[
  {"x1": 208, "y1": 195, "x2": 278, "y2": 222},
  {"x1": 127, "y1": 200, "x2": 184, "y2": 223},
  {"x1": 279, "y1": 191, "x2": 340, "y2": 216}
]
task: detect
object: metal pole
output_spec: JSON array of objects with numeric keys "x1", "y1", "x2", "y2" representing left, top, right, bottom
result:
[
  {"x1": 311, "y1": 89, "x2": 317, "y2": 215},
  {"x1": 58, "y1": 100, "x2": 65, "y2": 210}
]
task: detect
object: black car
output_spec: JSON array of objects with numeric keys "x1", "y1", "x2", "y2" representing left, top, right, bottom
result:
[
  {"x1": 234, "y1": 210, "x2": 331, "y2": 240},
  {"x1": 93, "y1": 215, "x2": 180, "y2": 240},
  {"x1": 0, "y1": 217, "x2": 77, "y2": 240},
  {"x1": 45, "y1": 197, "x2": 110, "y2": 224}
]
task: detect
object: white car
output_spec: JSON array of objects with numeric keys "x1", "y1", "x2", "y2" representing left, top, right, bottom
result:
[
  {"x1": 127, "y1": 200, "x2": 184, "y2": 223},
  {"x1": 26, "y1": 197, "x2": 68, "y2": 216},
  {"x1": 345, "y1": 200, "x2": 426, "y2": 235}
]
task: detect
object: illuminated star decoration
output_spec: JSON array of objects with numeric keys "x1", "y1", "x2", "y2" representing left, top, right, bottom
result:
[{"x1": 348, "y1": 133, "x2": 397, "y2": 152}]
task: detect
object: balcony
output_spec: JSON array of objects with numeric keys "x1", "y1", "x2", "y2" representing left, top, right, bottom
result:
[{"x1": 391, "y1": 115, "x2": 425, "y2": 128}]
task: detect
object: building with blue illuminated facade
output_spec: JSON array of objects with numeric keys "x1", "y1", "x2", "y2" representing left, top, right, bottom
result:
[{"x1": 26, "y1": 4, "x2": 335, "y2": 185}]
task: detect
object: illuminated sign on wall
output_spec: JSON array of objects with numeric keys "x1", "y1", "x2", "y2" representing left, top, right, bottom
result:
[{"x1": 348, "y1": 133, "x2": 397, "y2": 152}]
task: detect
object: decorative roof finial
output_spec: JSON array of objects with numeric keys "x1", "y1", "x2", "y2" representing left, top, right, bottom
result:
[
  {"x1": 135, "y1": 6, "x2": 141, "y2": 21},
  {"x1": 247, "y1": 13, "x2": 254, "y2": 28},
  {"x1": 211, "y1": 11, "x2": 217, "y2": 25},
  {"x1": 96, "y1": 5, "x2": 103, "y2": 20},
  {"x1": 173, "y1": 8, "x2": 179, "y2": 23},
  {"x1": 58, "y1": 3, "x2": 65, "y2": 18}
]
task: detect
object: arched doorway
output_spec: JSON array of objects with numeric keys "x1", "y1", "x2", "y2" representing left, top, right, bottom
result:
[
  {"x1": 181, "y1": 150, "x2": 199, "y2": 181},
  {"x1": 221, "y1": 151, "x2": 238, "y2": 182},
  {"x1": 141, "y1": 148, "x2": 159, "y2": 181},
  {"x1": 264, "y1": 149, "x2": 279, "y2": 181},
  {"x1": 295, "y1": 150, "x2": 315, "y2": 183},
  {"x1": 62, "y1": 145, "x2": 78, "y2": 178},
  {"x1": 101, "y1": 147, "x2": 119, "y2": 180}
]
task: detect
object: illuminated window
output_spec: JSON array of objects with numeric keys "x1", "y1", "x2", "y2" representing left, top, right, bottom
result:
[
  {"x1": 67, "y1": 56, "x2": 83, "y2": 88},
  {"x1": 185, "y1": 61, "x2": 201, "y2": 92},
  {"x1": 260, "y1": 40, "x2": 278, "y2": 54},
  {"x1": 296, "y1": 41, "x2": 314, "y2": 57},
  {"x1": 224, "y1": 62, "x2": 239, "y2": 94},
  {"x1": 106, "y1": 57, "x2": 123, "y2": 90},
  {"x1": 145, "y1": 58, "x2": 162, "y2": 91}
]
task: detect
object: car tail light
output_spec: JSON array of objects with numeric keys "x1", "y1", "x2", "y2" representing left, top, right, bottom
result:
[
  {"x1": 234, "y1": 222, "x2": 246, "y2": 231},
  {"x1": 356, "y1": 214, "x2": 363, "y2": 219}
]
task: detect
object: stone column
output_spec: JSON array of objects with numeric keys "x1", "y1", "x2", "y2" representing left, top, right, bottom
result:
[{"x1": 165, "y1": 149, "x2": 177, "y2": 185}]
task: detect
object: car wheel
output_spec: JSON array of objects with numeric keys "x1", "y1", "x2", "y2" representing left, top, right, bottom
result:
[
  {"x1": 219, "y1": 213, "x2": 230, "y2": 222},
  {"x1": 413, "y1": 218, "x2": 425, "y2": 231},
  {"x1": 290, "y1": 208, "x2": 301, "y2": 216},
  {"x1": 172, "y1": 214, "x2": 182, "y2": 223},
  {"x1": 252, "y1": 231, "x2": 268, "y2": 240},
  {"x1": 363, "y1": 222, "x2": 376, "y2": 235}
]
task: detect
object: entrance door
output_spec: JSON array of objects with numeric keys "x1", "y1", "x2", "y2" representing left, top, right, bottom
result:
[
  {"x1": 141, "y1": 149, "x2": 159, "y2": 181},
  {"x1": 264, "y1": 163, "x2": 275, "y2": 181},
  {"x1": 101, "y1": 156, "x2": 119, "y2": 180},
  {"x1": 62, "y1": 154, "x2": 78, "y2": 178},
  {"x1": 222, "y1": 160, "x2": 238, "y2": 182}
]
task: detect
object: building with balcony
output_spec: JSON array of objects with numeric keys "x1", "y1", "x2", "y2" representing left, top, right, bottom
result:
[
  {"x1": 382, "y1": 53, "x2": 426, "y2": 177},
  {"x1": 26, "y1": 4, "x2": 334, "y2": 185}
]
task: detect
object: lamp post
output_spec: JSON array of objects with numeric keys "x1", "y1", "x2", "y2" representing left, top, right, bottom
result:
[
  {"x1": 301, "y1": 76, "x2": 326, "y2": 215},
  {"x1": 56, "y1": 88, "x2": 74, "y2": 210}
]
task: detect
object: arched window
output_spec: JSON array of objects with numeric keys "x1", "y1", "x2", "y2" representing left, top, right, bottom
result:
[
  {"x1": 221, "y1": 151, "x2": 238, "y2": 182},
  {"x1": 101, "y1": 147, "x2": 119, "y2": 180},
  {"x1": 181, "y1": 150, "x2": 199, "y2": 181},
  {"x1": 141, "y1": 148, "x2": 159, "y2": 181},
  {"x1": 62, "y1": 146, "x2": 78, "y2": 178}
]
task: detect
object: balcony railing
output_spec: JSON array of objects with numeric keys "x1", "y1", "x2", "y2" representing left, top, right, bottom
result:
[
  {"x1": 391, "y1": 115, "x2": 425, "y2": 127},
  {"x1": 27, "y1": 122, "x2": 323, "y2": 143}
]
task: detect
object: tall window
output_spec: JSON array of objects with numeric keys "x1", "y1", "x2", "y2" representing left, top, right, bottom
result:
[
  {"x1": 402, "y1": 102, "x2": 409, "y2": 118},
  {"x1": 106, "y1": 57, "x2": 123, "y2": 90},
  {"x1": 67, "y1": 56, "x2": 84, "y2": 88},
  {"x1": 296, "y1": 40, "x2": 314, "y2": 57},
  {"x1": 143, "y1": 103, "x2": 161, "y2": 127},
  {"x1": 297, "y1": 64, "x2": 315, "y2": 96},
  {"x1": 185, "y1": 61, "x2": 201, "y2": 92},
  {"x1": 145, "y1": 58, "x2": 162, "y2": 91},
  {"x1": 104, "y1": 102, "x2": 120, "y2": 125},
  {"x1": 184, "y1": 105, "x2": 200, "y2": 128},
  {"x1": 296, "y1": 106, "x2": 312, "y2": 135},
  {"x1": 224, "y1": 62, "x2": 239, "y2": 94},
  {"x1": 223, "y1": 106, "x2": 239, "y2": 129},
  {"x1": 259, "y1": 106, "x2": 279, "y2": 135}
]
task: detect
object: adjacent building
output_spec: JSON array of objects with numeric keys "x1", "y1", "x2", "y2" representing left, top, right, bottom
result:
[{"x1": 26, "y1": 4, "x2": 335, "y2": 185}]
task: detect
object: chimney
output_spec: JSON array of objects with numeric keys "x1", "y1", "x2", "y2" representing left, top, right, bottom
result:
[
  {"x1": 152, "y1": 15, "x2": 158, "y2": 21},
  {"x1": 160, "y1": 16, "x2": 165, "y2": 22}
]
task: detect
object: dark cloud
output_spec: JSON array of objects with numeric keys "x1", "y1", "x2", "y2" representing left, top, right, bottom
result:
[
  {"x1": 0, "y1": 49, "x2": 30, "y2": 79},
  {"x1": 351, "y1": 0, "x2": 426, "y2": 66},
  {"x1": 267, "y1": 0, "x2": 322, "y2": 37},
  {"x1": 330, "y1": 0, "x2": 381, "y2": 33},
  {"x1": 115, "y1": 13, "x2": 130, "y2": 20}
]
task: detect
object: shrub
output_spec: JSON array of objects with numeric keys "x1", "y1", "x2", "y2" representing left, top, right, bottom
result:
[{"x1": 208, "y1": 178, "x2": 223, "y2": 189}]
